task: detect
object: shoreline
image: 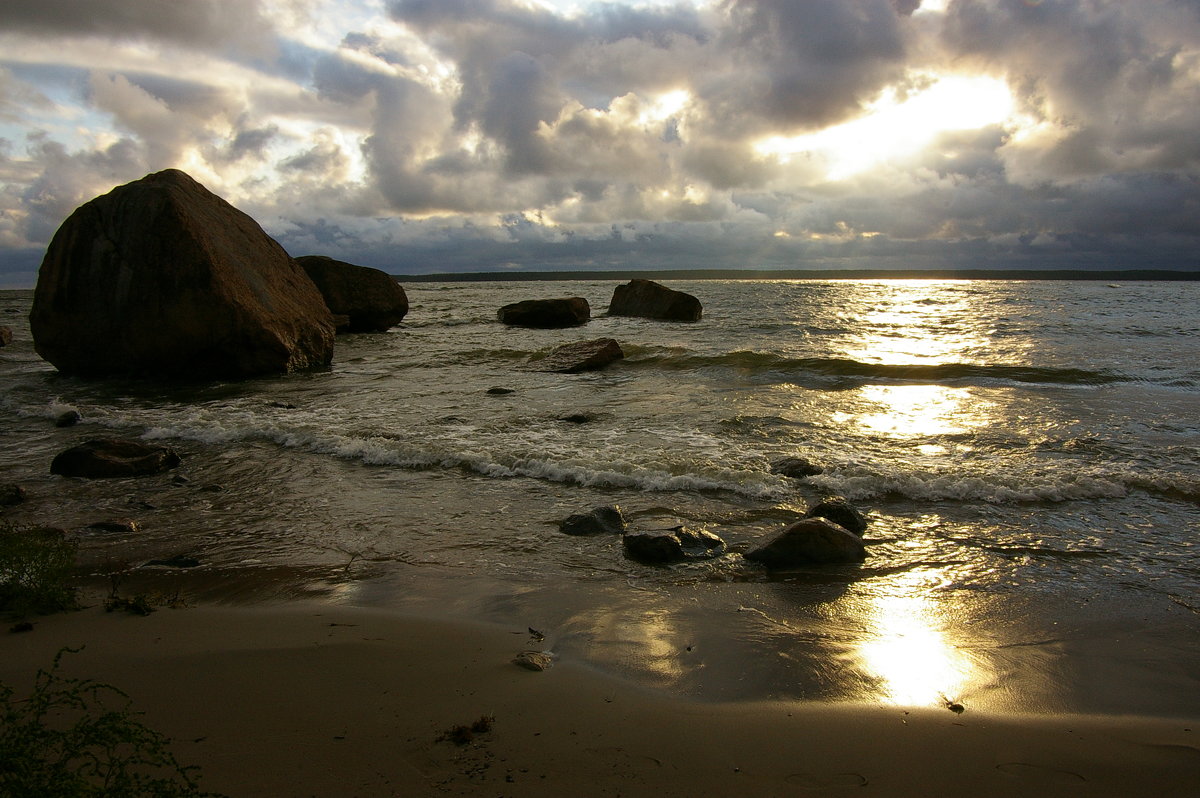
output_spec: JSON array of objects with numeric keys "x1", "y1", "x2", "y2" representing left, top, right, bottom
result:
[{"x1": 2, "y1": 602, "x2": 1197, "y2": 797}]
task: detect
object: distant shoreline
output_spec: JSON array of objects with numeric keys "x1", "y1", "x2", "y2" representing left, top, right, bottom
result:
[{"x1": 397, "y1": 267, "x2": 1200, "y2": 282}]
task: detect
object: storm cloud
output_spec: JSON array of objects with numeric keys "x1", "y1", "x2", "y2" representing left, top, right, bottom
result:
[{"x1": 0, "y1": 0, "x2": 1198, "y2": 286}]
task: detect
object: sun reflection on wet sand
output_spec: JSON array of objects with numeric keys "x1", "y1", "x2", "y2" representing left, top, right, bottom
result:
[{"x1": 856, "y1": 571, "x2": 981, "y2": 707}]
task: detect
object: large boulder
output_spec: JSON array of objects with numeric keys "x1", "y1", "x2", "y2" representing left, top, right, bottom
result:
[
  {"x1": 30, "y1": 169, "x2": 334, "y2": 378},
  {"x1": 608, "y1": 279, "x2": 701, "y2": 321},
  {"x1": 535, "y1": 338, "x2": 624, "y2": 373},
  {"x1": 51, "y1": 438, "x2": 180, "y2": 478},
  {"x1": 295, "y1": 255, "x2": 408, "y2": 333},
  {"x1": 744, "y1": 518, "x2": 866, "y2": 567},
  {"x1": 498, "y1": 298, "x2": 589, "y2": 328}
]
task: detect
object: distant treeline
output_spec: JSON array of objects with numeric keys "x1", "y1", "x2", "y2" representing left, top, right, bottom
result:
[{"x1": 398, "y1": 268, "x2": 1200, "y2": 283}]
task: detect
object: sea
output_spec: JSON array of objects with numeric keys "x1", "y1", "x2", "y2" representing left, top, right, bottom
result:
[{"x1": 2, "y1": 278, "x2": 1198, "y2": 716}]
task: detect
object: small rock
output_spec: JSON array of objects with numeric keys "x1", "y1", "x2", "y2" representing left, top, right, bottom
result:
[
  {"x1": 623, "y1": 526, "x2": 725, "y2": 564},
  {"x1": 51, "y1": 438, "x2": 180, "y2": 478},
  {"x1": 86, "y1": 519, "x2": 141, "y2": 534},
  {"x1": 744, "y1": 518, "x2": 867, "y2": 567},
  {"x1": 560, "y1": 505, "x2": 627, "y2": 536},
  {"x1": 770, "y1": 456, "x2": 824, "y2": 478},
  {"x1": 0, "y1": 326, "x2": 12, "y2": 347},
  {"x1": 0, "y1": 483, "x2": 26, "y2": 506},
  {"x1": 486, "y1": 387, "x2": 516, "y2": 395},
  {"x1": 9, "y1": 621, "x2": 34, "y2": 634},
  {"x1": 559, "y1": 413, "x2": 593, "y2": 424},
  {"x1": 54, "y1": 410, "x2": 82, "y2": 428},
  {"x1": 535, "y1": 338, "x2": 624, "y2": 373},
  {"x1": 513, "y1": 651, "x2": 555, "y2": 671},
  {"x1": 805, "y1": 498, "x2": 868, "y2": 536}
]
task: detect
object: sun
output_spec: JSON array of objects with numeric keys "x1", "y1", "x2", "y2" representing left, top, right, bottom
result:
[{"x1": 756, "y1": 73, "x2": 1016, "y2": 180}]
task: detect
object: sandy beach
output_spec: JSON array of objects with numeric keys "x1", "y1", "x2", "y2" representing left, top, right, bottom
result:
[{"x1": 2, "y1": 602, "x2": 1196, "y2": 797}]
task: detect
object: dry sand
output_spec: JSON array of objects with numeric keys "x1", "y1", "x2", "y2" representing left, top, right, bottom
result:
[{"x1": 2, "y1": 603, "x2": 1197, "y2": 797}]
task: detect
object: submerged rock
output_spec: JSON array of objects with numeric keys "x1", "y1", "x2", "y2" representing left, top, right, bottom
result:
[
  {"x1": 744, "y1": 518, "x2": 866, "y2": 567},
  {"x1": 296, "y1": 255, "x2": 409, "y2": 333},
  {"x1": 0, "y1": 326, "x2": 11, "y2": 347},
  {"x1": 498, "y1": 297, "x2": 590, "y2": 328},
  {"x1": 54, "y1": 409, "x2": 82, "y2": 428},
  {"x1": 0, "y1": 483, "x2": 26, "y2": 506},
  {"x1": 560, "y1": 505, "x2": 627, "y2": 536},
  {"x1": 805, "y1": 498, "x2": 868, "y2": 536},
  {"x1": 86, "y1": 519, "x2": 141, "y2": 534},
  {"x1": 608, "y1": 279, "x2": 702, "y2": 321},
  {"x1": 144, "y1": 554, "x2": 201, "y2": 568},
  {"x1": 513, "y1": 651, "x2": 555, "y2": 671},
  {"x1": 770, "y1": 456, "x2": 824, "y2": 478},
  {"x1": 30, "y1": 169, "x2": 334, "y2": 379},
  {"x1": 486, "y1": 387, "x2": 516, "y2": 395},
  {"x1": 51, "y1": 438, "x2": 180, "y2": 479},
  {"x1": 623, "y1": 526, "x2": 726, "y2": 564},
  {"x1": 535, "y1": 338, "x2": 624, "y2": 373}
]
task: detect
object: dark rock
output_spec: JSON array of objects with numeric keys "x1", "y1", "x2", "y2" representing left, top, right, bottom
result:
[
  {"x1": 0, "y1": 483, "x2": 26, "y2": 506},
  {"x1": 743, "y1": 518, "x2": 866, "y2": 567},
  {"x1": 486, "y1": 387, "x2": 516, "y2": 395},
  {"x1": 770, "y1": 456, "x2": 824, "y2": 478},
  {"x1": 144, "y1": 554, "x2": 201, "y2": 568},
  {"x1": 331, "y1": 314, "x2": 352, "y2": 333},
  {"x1": 805, "y1": 498, "x2": 868, "y2": 536},
  {"x1": 296, "y1": 255, "x2": 409, "y2": 333},
  {"x1": 86, "y1": 519, "x2": 141, "y2": 534},
  {"x1": 51, "y1": 438, "x2": 180, "y2": 478},
  {"x1": 513, "y1": 651, "x2": 555, "y2": 671},
  {"x1": 29, "y1": 169, "x2": 334, "y2": 379},
  {"x1": 559, "y1": 413, "x2": 593, "y2": 424},
  {"x1": 560, "y1": 505, "x2": 627, "y2": 536},
  {"x1": 608, "y1": 279, "x2": 702, "y2": 321},
  {"x1": 0, "y1": 326, "x2": 11, "y2": 347},
  {"x1": 536, "y1": 338, "x2": 624, "y2": 373},
  {"x1": 54, "y1": 410, "x2": 82, "y2": 428},
  {"x1": 623, "y1": 526, "x2": 725, "y2": 564},
  {"x1": 498, "y1": 297, "x2": 590, "y2": 328}
]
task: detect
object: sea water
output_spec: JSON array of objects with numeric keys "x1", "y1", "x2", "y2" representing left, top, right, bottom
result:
[{"x1": 2, "y1": 279, "x2": 1198, "y2": 714}]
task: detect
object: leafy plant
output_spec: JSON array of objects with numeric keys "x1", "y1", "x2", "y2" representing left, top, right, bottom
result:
[
  {"x1": 0, "y1": 524, "x2": 79, "y2": 616},
  {"x1": 0, "y1": 648, "x2": 223, "y2": 797}
]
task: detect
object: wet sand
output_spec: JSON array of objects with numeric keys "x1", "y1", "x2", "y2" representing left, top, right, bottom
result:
[{"x1": 2, "y1": 603, "x2": 1197, "y2": 797}]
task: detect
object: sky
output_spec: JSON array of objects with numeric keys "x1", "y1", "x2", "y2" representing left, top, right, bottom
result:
[{"x1": 1, "y1": 0, "x2": 1199, "y2": 286}]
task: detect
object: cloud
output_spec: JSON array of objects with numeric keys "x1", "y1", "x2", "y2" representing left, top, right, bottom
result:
[{"x1": 0, "y1": 0, "x2": 1197, "y2": 286}]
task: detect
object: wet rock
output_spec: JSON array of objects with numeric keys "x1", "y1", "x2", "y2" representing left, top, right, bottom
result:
[
  {"x1": 296, "y1": 255, "x2": 409, "y2": 333},
  {"x1": 608, "y1": 279, "x2": 702, "y2": 322},
  {"x1": 51, "y1": 438, "x2": 181, "y2": 478},
  {"x1": 770, "y1": 456, "x2": 824, "y2": 478},
  {"x1": 535, "y1": 338, "x2": 624, "y2": 373},
  {"x1": 0, "y1": 483, "x2": 26, "y2": 506},
  {"x1": 486, "y1": 387, "x2": 516, "y2": 395},
  {"x1": 513, "y1": 651, "x2": 555, "y2": 671},
  {"x1": 560, "y1": 505, "x2": 627, "y2": 536},
  {"x1": 144, "y1": 554, "x2": 201, "y2": 568},
  {"x1": 54, "y1": 410, "x2": 82, "y2": 428},
  {"x1": 30, "y1": 169, "x2": 334, "y2": 379},
  {"x1": 623, "y1": 526, "x2": 726, "y2": 564},
  {"x1": 498, "y1": 297, "x2": 590, "y2": 328},
  {"x1": 86, "y1": 519, "x2": 141, "y2": 534},
  {"x1": 0, "y1": 326, "x2": 11, "y2": 347},
  {"x1": 805, "y1": 498, "x2": 868, "y2": 536},
  {"x1": 559, "y1": 413, "x2": 593, "y2": 424},
  {"x1": 743, "y1": 518, "x2": 866, "y2": 567}
]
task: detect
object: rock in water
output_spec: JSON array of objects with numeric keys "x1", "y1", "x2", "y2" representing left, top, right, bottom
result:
[
  {"x1": 608, "y1": 279, "x2": 702, "y2": 321},
  {"x1": 805, "y1": 498, "x2": 868, "y2": 536},
  {"x1": 498, "y1": 298, "x2": 590, "y2": 328},
  {"x1": 30, "y1": 169, "x2": 334, "y2": 378},
  {"x1": 623, "y1": 526, "x2": 726, "y2": 564},
  {"x1": 295, "y1": 255, "x2": 409, "y2": 333},
  {"x1": 770, "y1": 456, "x2": 824, "y2": 478},
  {"x1": 0, "y1": 483, "x2": 26, "y2": 506},
  {"x1": 0, "y1": 326, "x2": 11, "y2": 347},
  {"x1": 535, "y1": 338, "x2": 624, "y2": 373},
  {"x1": 51, "y1": 438, "x2": 180, "y2": 478},
  {"x1": 560, "y1": 505, "x2": 627, "y2": 535},
  {"x1": 743, "y1": 518, "x2": 866, "y2": 567}
]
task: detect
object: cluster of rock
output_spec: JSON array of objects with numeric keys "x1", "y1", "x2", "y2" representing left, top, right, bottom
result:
[
  {"x1": 28, "y1": 169, "x2": 407, "y2": 380},
  {"x1": 498, "y1": 279, "x2": 702, "y2": 331},
  {"x1": 560, "y1": 497, "x2": 869, "y2": 569}
]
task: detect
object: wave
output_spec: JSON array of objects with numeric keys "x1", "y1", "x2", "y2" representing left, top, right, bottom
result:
[{"x1": 623, "y1": 349, "x2": 1153, "y2": 387}]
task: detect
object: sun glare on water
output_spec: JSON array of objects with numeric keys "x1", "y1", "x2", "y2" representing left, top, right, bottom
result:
[{"x1": 757, "y1": 74, "x2": 1016, "y2": 180}]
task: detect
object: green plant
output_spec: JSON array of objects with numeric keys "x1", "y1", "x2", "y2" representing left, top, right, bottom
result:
[
  {"x1": 0, "y1": 524, "x2": 79, "y2": 616},
  {"x1": 0, "y1": 648, "x2": 223, "y2": 797}
]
